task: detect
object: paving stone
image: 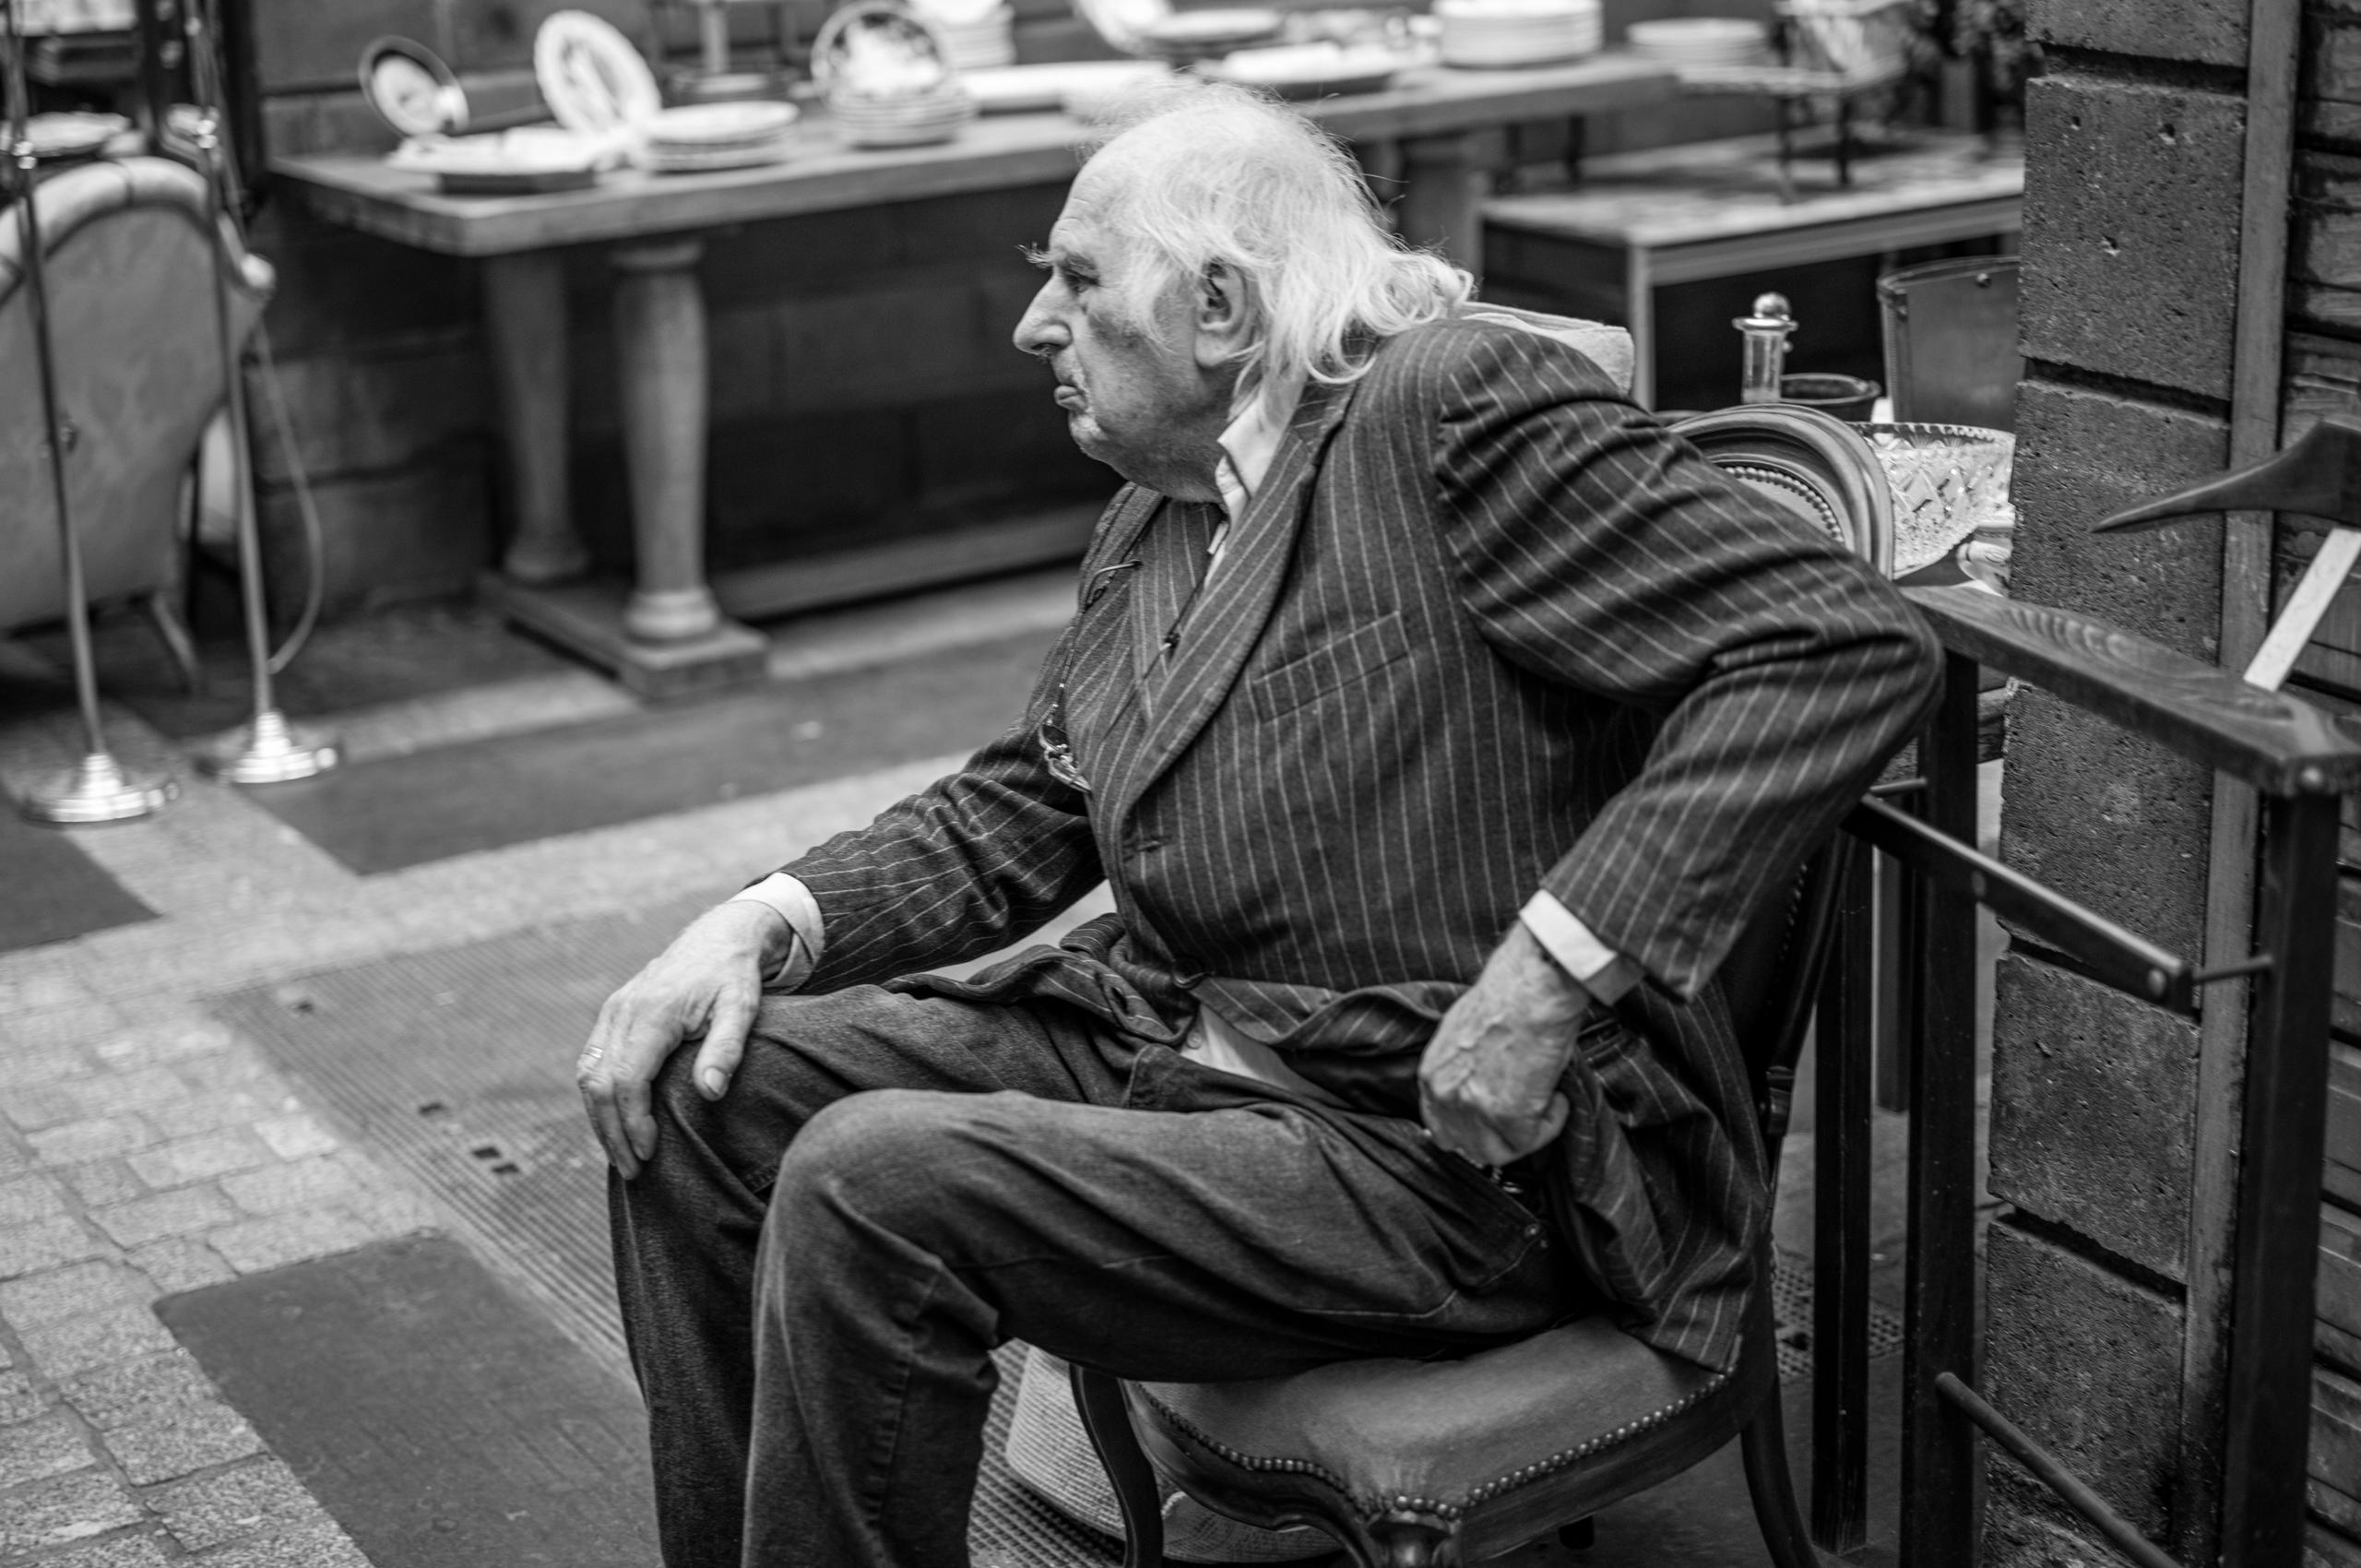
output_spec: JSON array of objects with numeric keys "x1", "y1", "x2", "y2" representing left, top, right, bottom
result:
[
  {"x1": 0, "y1": 1174, "x2": 67, "y2": 1227},
  {"x1": 0, "y1": 1007, "x2": 125, "y2": 1055},
  {"x1": 29, "y1": 1118, "x2": 159, "y2": 1167},
  {"x1": 0, "y1": 1216, "x2": 106, "y2": 1281},
  {"x1": 17, "y1": 1303, "x2": 177, "y2": 1377},
  {"x1": 142, "y1": 1456, "x2": 316, "y2": 1552},
  {"x1": 1984, "y1": 1219, "x2": 2182, "y2": 1538},
  {"x1": 6, "y1": 1082, "x2": 89, "y2": 1133},
  {"x1": 0, "y1": 1408, "x2": 97, "y2": 1487},
  {"x1": 0, "y1": 1367, "x2": 51, "y2": 1422},
  {"x1": 32, "y1": 1528, "x2": 176, "y2": 1568},
  {"x1": 105, "y1": 1398, "x2": 266, "y2": 1486},
  {"x1": 0, "y1": 1467, "x2": 144, "y2": 1551},
  {"x1": 63, "y1": 1161, "x2": 150, "y2": 1210},
  {"x1": 125, "y1": 1131, "x2": 277, "y2": 1192},
  {"x1": 338, "y1": 1183, "x2": 442, "y2": 1236},
  {"x1": 250, "y1": 1112, "x2": 339, "y2": 1162},
  {"x1": 206, "y1": 1207, "x2": 384, "y2": 1275},
  {"x1": 0, "y1": 1040, "x2": 97, "y2": 1085},
  {"x1": 2019, "y1": 73, "x2": 2246, "y2": 398},
  {"x1": 90, "y1": 1017, "x2": 237, "y2": 1070},
  {"x1": 61, "y1": 1350, "x2": 213, "y2": 1429},
  {"x1": 127, "y1": 1237, "x2": 235, "y2": 1296},
  {"x1": 65, "y1": 1067, "x2": 205, "y2": 1123},
  {"x1": 92, "y1": 1186, "x2": 240, "y2": 1250},
  {"x1": 0, "y1": 1260, "x2": 153, "y2": 1326},
  {"x1": 2029, "y1": 0, "x2": 2246, "y2": 65},
  {"x1": 147, "y1": 1091, "x2": 278, "y2": 1142},
  {"x1": 1990, "y1": 955, "x2": 2199, "y2": 1279},
  {"x1": 0, "y1": 970, "x2": 102, "y2": 1017},
  {"x1": 218, "y1": 1157, "x2": 357, "y2": 1218},
  {"x1": 192, "y1": 1516, "x2": 371, "y2": 1568}
]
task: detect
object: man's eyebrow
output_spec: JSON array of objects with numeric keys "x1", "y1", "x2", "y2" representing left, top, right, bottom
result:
[{"x1": 1020, "y1": 244, "x2": 1097, "y2": 279}]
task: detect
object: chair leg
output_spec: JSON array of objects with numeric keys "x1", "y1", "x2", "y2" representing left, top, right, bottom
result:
[
  {"x1": 1739, "y1": 1401, "x2": 1821, "y2": 1568},
  {"x1": 1067, "y1": 1363, "x2": 1168, "y2": 1568},
  {"x1": 139, "y1": 589, "x2": 204, "y2": 695}
]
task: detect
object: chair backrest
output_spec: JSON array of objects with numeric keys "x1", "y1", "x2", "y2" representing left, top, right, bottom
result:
[
  {"x1": 0, "y1": 156, "x2": 270, "y2": 632},
  {"x1": 1672, "y1": 401, "x2": 1895, "y2": 1136},
  {"x1": 1877, "y1": 255, "x2": 2022, "y2": 433}
]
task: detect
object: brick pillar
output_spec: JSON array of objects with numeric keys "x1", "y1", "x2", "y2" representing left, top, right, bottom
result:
[{"x1": 1989, "y1": 0, "x2": 2249, "y2": 1561}]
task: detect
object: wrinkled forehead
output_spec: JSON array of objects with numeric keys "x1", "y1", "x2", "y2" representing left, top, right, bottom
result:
[{"x1": 1048, "y1": 155, "x2": 1146, "y2": 273}]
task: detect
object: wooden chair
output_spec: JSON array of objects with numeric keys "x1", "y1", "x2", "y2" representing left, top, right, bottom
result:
[{"x1": 1066, "y1": 406, "x2": 1898, "y2": 1568}]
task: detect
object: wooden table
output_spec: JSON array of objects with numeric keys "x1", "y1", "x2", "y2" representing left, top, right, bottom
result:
[
  {"x1": 271, "y1": 53, "x2": 1677, "y2": 695},
  {"x1": 1484, "y1": 129, "x2": 2024, "y2": 409}
]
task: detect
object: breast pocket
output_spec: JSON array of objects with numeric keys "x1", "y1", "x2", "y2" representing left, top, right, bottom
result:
[{"x1": 1247, "y1": 611, "x2": 1410, "y2": 723}]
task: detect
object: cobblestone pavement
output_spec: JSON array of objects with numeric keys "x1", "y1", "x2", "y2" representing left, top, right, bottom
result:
[{"x1": 0, "y1": 575, "x2": 1076, "y2": 1565}]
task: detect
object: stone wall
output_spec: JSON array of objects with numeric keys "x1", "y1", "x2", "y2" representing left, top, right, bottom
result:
[{"x1": 1998, "y1": 1, "x2": 2361, "y2": 1562}]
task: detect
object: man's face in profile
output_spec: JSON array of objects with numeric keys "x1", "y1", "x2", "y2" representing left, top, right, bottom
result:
[{"x1": 1013, "y1": 158, "x2": 1227, "y2": 494}]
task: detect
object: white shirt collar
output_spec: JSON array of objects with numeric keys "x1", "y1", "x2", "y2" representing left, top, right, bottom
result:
[{"x1": 1212, "y1": 378, "x2": 1302, "y2": 527}]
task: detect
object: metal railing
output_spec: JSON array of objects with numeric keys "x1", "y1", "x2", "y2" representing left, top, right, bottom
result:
[{"x1": 1809, "y1": 583, "x2": 2361, "y2": 1568}]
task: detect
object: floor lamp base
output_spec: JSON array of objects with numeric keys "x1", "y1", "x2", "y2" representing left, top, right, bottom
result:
[{"x1": 21, "y1": 753, "x2": 179, "y2": 825}]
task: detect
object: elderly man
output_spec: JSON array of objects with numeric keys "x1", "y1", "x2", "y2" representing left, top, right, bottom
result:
[{"x1": 582, "y1": 83, "x2": 1936, "y2": 1567}]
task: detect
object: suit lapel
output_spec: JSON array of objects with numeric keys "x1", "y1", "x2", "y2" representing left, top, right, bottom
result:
[{"x1": 1100, "y1": 377, "x2": 1360, "y2": 832}]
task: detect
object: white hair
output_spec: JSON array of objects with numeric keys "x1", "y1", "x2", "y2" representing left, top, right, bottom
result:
[{"x1": 1081, "y1": 81, "x2": 1472, "y2": 412}]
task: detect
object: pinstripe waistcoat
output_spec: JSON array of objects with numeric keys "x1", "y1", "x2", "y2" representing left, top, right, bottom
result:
[{"x1": 783, "y1": 315, "x2": 1940, "y2": 1372}]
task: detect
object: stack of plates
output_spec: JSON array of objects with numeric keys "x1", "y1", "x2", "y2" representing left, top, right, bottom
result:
[
  {"x1": 1434, "y1": 0, "x2": 1601, "y2": 68},
  {"x1": 1624, "y1": 16, "x2": 1769, "y2": 67},
  {"x1": 933, "y1": 6, "x2": 1016, "y2": 69},
  {"x1": 386, "y1": 125, "x2": 614, "y2": 195},
  {"x1": 1196, "y1": 42, "x2": 1402, "y2": 99},
  {"x1": 832, "y1": 81, "x2": 979, "y2": 147},
  {"x1": 636, "y1": 101, "x2": 801, "y2": 173}
]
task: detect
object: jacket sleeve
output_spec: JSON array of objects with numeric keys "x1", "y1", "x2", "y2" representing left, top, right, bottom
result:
[
  {"x1": 1429, "y1": 327, "x2": 1941, "y2": 1001},
  {"x1": 769, "y1": 498, "x2": 1143, "y2": 992}
]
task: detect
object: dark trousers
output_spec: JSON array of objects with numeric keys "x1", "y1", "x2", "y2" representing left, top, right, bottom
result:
[{"x1": 609, "y1": 983, "x2": 1581, "y2": 1568}]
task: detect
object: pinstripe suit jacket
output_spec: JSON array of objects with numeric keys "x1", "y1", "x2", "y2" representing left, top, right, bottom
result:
[{"x1": 781, "y1": 315, "x2": 1940, "y2": 1372}]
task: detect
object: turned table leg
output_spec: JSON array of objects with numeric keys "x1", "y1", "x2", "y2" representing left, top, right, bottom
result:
[
  {"x1": 482, "y1": 251, "x2": 588, "y2": 585},
  {"x1": 1395, "y1": 130, "x2": 1488, "y2": 275},
  {"x1": 611, "y1": 236, "x2": 721, "y2": 643}
]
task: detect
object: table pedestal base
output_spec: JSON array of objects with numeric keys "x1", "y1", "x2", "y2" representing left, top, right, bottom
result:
[{"x1": 481, "y1": 574, "x2": 768, "y2": 700}]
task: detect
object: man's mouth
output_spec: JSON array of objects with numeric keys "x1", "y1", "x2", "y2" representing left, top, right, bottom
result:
[{"x1": 1053, "y1": 386, "x2": 1086, "y2": 410}]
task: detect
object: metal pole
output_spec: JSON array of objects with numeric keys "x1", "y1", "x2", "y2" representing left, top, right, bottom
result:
[
  {"x1": 6, "y1": 0, "x2": 177, "y2": 825},
  {"x1": 181, "y1": 0, "x2": 337, "y2": 785}
]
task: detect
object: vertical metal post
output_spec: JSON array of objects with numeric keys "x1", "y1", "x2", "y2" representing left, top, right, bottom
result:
[
  {"x1": 1900, "y1": 652, "x2": 1983, "y2": 1568},
  {"x1": 1813, "y1": 839, "x2": 1877, "y2": 1553},
  {"x1": 2216, "y1": 790, "x2": 2337, "y2": 1568}
]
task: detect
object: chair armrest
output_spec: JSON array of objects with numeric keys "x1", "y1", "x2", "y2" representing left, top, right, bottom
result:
[{"x1": 1903, "y1": 582, "x2": 2361, "y2": 798}]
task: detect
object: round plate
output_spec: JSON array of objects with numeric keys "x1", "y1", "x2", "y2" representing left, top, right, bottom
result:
[
  {"x1": 534, "y1": 10, "x2": 661, "y2": 139},
  {"x1": 645, "y1": 101, "x2": 799, "y2": 145},
  {"x1": 812, "y1": 3, "x2": 958, "y2": 101},
  {"x1": 1071, "y1": 0, "x2": 1175, "y2": 56},
  {"x1": 359, "y1": 36, "x2": 469, "y2": 137},
  {"x1": 1196, "y1": 43, "x2": 1400, "y2": 97},
  {"x1": 1669, "y1": 405, "x2": 1895, "y2": 577}
]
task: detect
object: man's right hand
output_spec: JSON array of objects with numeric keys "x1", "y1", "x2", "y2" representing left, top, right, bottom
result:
[{"x1": 578, "y1": 899, "x2": 791, "y2": 1180}]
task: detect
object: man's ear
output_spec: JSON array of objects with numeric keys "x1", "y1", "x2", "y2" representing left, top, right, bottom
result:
[{"x1": 1193, "y1": 261, "x2": 1252, "y2": 367}]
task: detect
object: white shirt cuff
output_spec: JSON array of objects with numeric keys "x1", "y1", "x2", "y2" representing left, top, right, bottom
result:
[
  {"x1": 727, "y1": 873, "x2": 824, "y2": 990},
  {"x1": 1519, "y1": 892, "x2": 1640, "y2": 1004}
]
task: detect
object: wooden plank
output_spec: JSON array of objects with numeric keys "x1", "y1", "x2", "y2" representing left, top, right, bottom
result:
[
  {"x1": 2323, "y1": 1204, "x2": 2361, "y2": 1345},
  {"x1": 2314, "y1": 1521, "x2": 2361, "y2": 1568},
  {"x1": 271, "y1": 57, "x2": 1679, "y2": 256},
  {"x1": 1900, "y1": 585, "x2": 2361, "y2": 796},
  {"x1": 2315, "y1": 1365, "x2": 2361, "y2": 1497},
  {"x1": 2335, "y1": 887, "x2": 2361, "y2": 1042},
  {"x1": 2292, "y1": 281, "x2": 2361, "y2": 336}
]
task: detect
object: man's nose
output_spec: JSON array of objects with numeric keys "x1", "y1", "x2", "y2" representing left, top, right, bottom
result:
[{"x1": 1013, "y1": 281, "x2": 1068, "y2": 358}]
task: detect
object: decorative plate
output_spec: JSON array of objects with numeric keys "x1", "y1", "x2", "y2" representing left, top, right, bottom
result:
[
  {"x1": 359, "y1": 36, "x2": 469, "y2": 138},
  {"x1": 533, "y1": 10, "x2": 662, "y2": 140}
]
